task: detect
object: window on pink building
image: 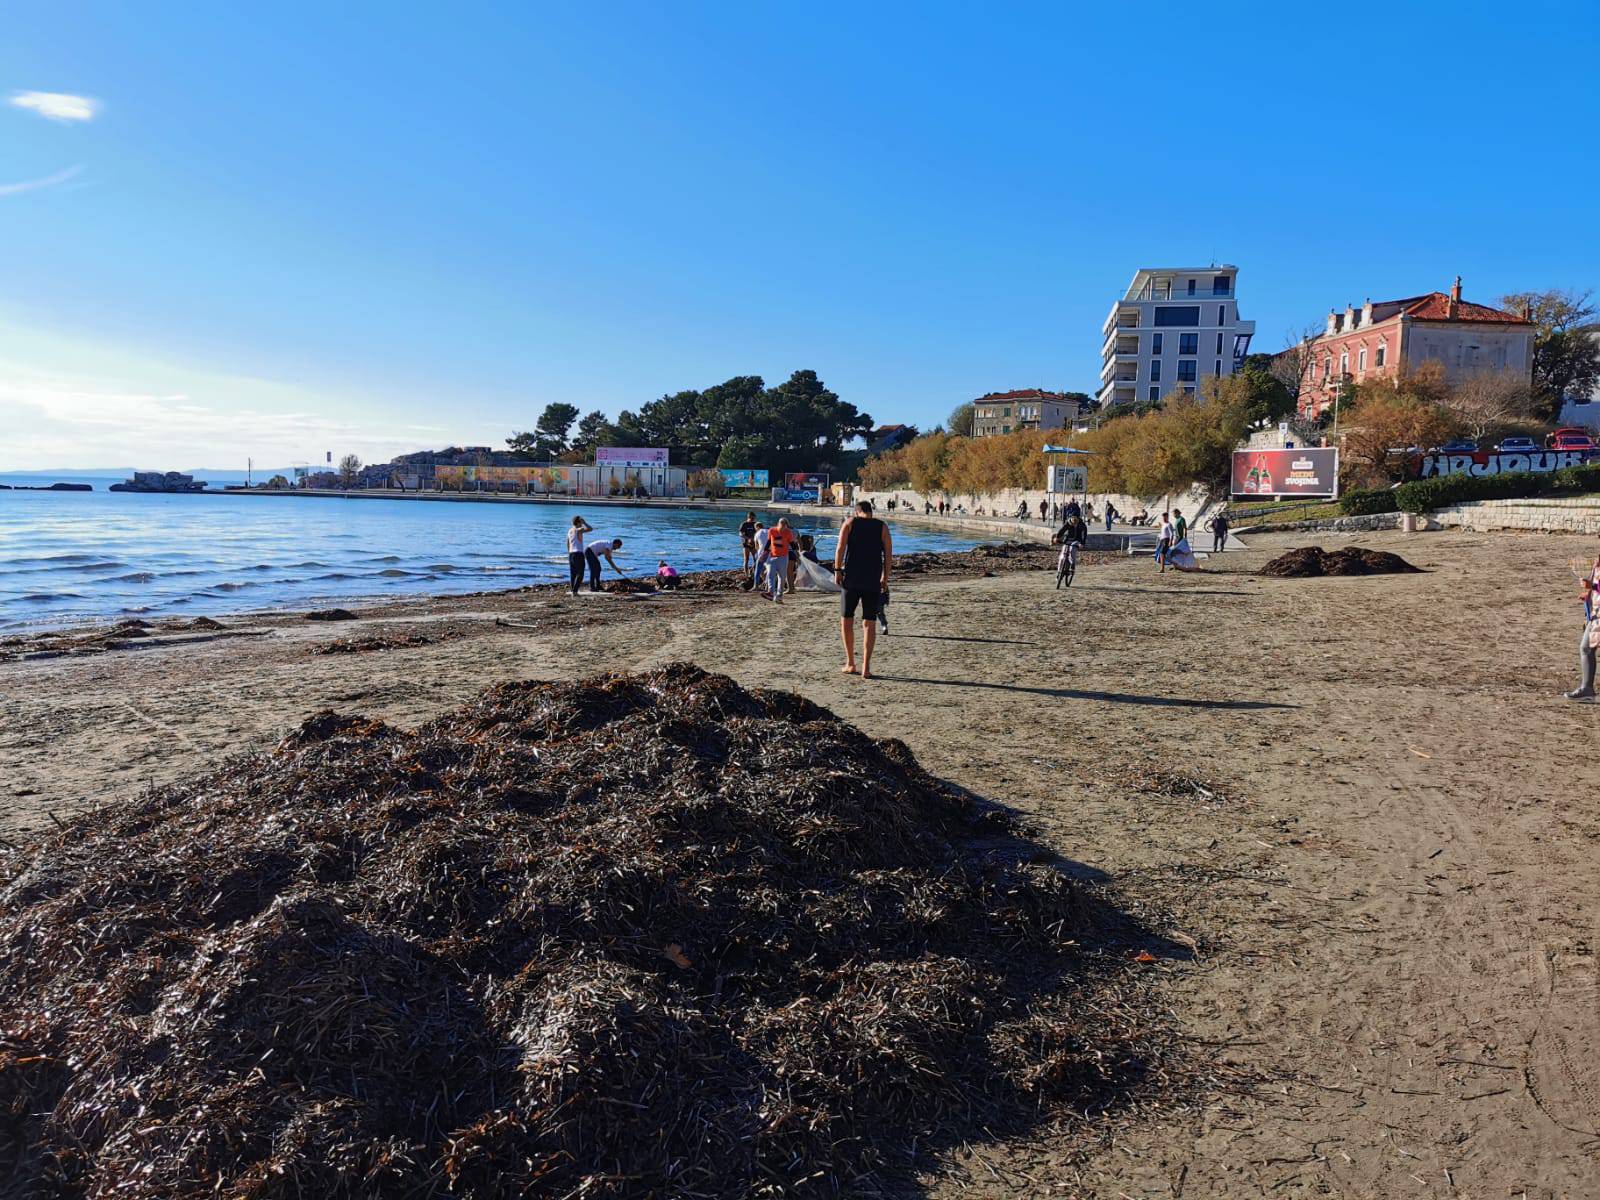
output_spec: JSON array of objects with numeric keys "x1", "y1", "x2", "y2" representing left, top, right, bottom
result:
[{"x1": 1376, "y1": 342, "x2": 1387, "y2": 368}]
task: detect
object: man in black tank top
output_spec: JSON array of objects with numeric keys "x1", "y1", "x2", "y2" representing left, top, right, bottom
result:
[{"x1": 833, "y1": 499, "x2": 893, "y2": 678}]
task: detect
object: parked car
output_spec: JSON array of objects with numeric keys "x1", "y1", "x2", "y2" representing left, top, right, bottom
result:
[
  {"x1": 1546, "y1": 428, "x2": 1597, "y2": 452},
  {"x1": 1495, "y1": 436, "x2": 1538, "y2": 453},
  {"x1": 1432, "y1": 439, "x2": 1480, "y2": 454}
]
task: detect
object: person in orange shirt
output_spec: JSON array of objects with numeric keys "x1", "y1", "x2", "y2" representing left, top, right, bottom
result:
[{"x1": 764, "y1": 518, "x2": 796, "y2": 603}]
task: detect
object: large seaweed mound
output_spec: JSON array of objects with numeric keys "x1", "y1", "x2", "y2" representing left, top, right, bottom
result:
[
  {"x1": 1259, "y1": 545, "x2": 1421, "y2": 577},
  {"x1": 0, "y1": 664, "x2": 1171, "y2": 1198}
]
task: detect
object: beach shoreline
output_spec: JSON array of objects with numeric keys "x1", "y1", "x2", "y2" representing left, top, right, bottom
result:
[{"x1": 5, "y1": 526, "x2": 1599, "y2": 1196}]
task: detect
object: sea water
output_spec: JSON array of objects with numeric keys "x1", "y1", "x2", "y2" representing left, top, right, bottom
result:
[{"x1": 0, "y1": 480, "x2": 982, "y2": 631}]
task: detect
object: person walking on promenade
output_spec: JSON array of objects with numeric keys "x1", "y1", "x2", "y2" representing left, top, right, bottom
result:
[
  {"x1": 1210, "y1": 509, "x2": 1231, "y2": 554},
  {"x1": 1104, "y1": 502, "x2": 1117, "y2": 531},
  {"x1": 584, "y1": 536, "x2": 624, "y2": 592},
  {"x1": 1039, "y1": 498, "x2": 1049, "y2": 521},
  {"x1": 739, "y1": 512, "x2": 758, "y2": 571},
  {"x1": 766, "y1": 518, "x2": 796, "y2": 604},
  {"x1": 566, "y1": 515, "x2": 593, "y2": 595},
  {"x1": 834, "y1": 499, "x2": 892, "y2": 678},
  {"x1": 1084, "y1": 500, "x2": 1096, "y2": 526},
  {"x1": 1155, "y1": 511, "x2": 1173, "y2": 572}
]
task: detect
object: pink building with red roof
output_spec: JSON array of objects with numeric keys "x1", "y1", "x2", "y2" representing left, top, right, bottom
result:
[{"x1": 1297, "y1": 277, "x2": 1533, "y2": 419}]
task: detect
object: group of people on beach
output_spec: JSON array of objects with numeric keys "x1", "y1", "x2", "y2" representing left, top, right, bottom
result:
[{"x1": 737, "y1": 503, "x2": 893, "y2": 677}]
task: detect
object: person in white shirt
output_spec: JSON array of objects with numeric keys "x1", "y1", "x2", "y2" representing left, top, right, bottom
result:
[
  {"x1": 583, "y1": 536, "x2": 623, "y2": 592},
  {"x1": 566, "y1": 516, "x2": 593, "y2": 595},
  {"x1": 1155, "y1": 512, "x2": 1174, "y2": 573}
]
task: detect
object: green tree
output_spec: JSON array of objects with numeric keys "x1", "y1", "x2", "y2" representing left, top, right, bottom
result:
[
  {"x1": 947, "y1": 401, "x2": 975, "y2": 437},
  {"x1": 505, "y1": 431, "x2": 537, "y2": 456},
  {"x1": 533, "y1": 402, "x2": 581, "y2": 457},
  {"x1": 1203, "y1": 364, "x2": 1294, "y2": 428},
  {"x1": 1500, "y1": 289, "x2": 1600, "y2": 420},
  {"x1": 574, "y1": 410, "x2": 619, "y2": 454},
  {"x1": 715, "y1": 434, "x2": 764, "y2": 470}
]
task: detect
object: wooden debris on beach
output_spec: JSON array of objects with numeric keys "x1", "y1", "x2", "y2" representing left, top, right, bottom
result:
[{"x1": 0, "y1": 664, "x2": 1190, "y2": 1198}]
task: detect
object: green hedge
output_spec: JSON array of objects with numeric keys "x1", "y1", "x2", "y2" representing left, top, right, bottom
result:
[
  {"x1": 1338, "y1": 487, "x2": 1398, "y2": 516},
  {"x1": 1394, "y1": 462, "x2": 1600, "y2": 513}
]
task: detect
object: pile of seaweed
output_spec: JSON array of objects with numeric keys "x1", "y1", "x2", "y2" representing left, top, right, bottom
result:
[
  {"x1": 0, "y1": 665, "x2": 1181, "y2": 1198},
  {"x1": 1259, "y1": 545, "x2": 1421, "y2": 578}
]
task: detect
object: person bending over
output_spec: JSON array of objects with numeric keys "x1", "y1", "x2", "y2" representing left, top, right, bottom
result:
[
  {"x1": 834, "y1": 499, "x2": 892, "y2": 679},
  {"x1": 584, "y1": 536, "x2": 624, "y2": 592}
]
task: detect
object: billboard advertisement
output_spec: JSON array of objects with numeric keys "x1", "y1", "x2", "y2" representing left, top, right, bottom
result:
[
  {"x1": 597, "y1": 447, "x2": 668, "y2": 468},
  {"x1": 1232, "y1": 448, "x2": 1339, "y2": 498},
  {"x1": 719, "y1": 468, "x2": 770, "y2": 488},
  {"x1": 1045, "y1": 465, "x2": 1086, "y2": 493},
  {"x1": 1415, "y1": 448, "x2": 1592, "y2": 479},
  {"x1": 778, "y1": 472, "x2": 828, "y2": 502}
]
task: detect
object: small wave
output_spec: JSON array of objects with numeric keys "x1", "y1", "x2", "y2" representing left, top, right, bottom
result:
[
  {"x1": 316, "y1": 572, "x2": 357, "y2": 580},
  {"x1": 245, "y1": 564, "x2": 277, "y2": 572},
  {"x1": 426, "y1": 563, "x2": 456, "y2": 572},
  {"x1": 108, "y1": 572, "x2": 157, "y2": 584},
  {"x1": 120, "y1": 604, "x2": 157, "y2": 614},
  {"x1": 376, "y1": 568, "x2": 412, "y2": 577},
  {"x1": 369, "y1": 554, "x2": 402, "y2": 563},
  {"x1": 285, "y1": 561, "x2": 329, "y2": 568},
  {"x1": 21, "y1": 592, "x2": 82, "y2": 601},
  {"x1": 481, "y1": 565, "x2": 513, "y2": 573},
  {"x1": 211, "y1": 581, "x2": 259, "y2": 592}
]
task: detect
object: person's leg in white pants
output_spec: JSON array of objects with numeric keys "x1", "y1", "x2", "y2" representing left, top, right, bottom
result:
[
  {"x1": 1570, "y1": 624, "x2": 1596, "y2": 699},
  {"x1": 768, "y1": 554, "x2": 788, "y2": 602}
]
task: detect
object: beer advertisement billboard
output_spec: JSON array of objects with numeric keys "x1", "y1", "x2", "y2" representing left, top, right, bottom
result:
[{"x1": 1231, "y1": 448, "x2": 1338, "y2": 498}]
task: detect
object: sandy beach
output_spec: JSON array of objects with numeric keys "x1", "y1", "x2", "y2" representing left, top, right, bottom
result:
[{"x1": 3, "y1": 527, "x2": 1598, "y2": 1197}]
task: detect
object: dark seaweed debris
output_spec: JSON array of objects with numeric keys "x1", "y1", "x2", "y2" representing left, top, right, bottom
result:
[
  {"x1": 0, "y1": 664, "x2": 1183, "y2": 1198},
  {"x1": 303, "y1": 607, "x2": 359, "y2": 621},
  {"x1": 1259, "y1": 545, "x2": 1421, "y2": 578}
]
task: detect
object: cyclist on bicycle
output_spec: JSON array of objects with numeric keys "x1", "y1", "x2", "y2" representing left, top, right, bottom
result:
[{"x1": 1053, "y1": 510, "x2": 1088, "y2": 588}]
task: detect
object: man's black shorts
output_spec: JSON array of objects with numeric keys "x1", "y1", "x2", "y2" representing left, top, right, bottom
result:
[{"x1": 840, "y1": 587, "x2": 880, "y2": 620}]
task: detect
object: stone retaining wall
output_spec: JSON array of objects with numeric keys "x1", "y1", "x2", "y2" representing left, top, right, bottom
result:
[{"x1": 1432, "y1": 497, "x2": 1600, "y2": 535}]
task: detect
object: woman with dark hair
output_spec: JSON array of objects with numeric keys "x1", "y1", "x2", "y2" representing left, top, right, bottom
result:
[{"x1": 566, "y1": 515, "x2": 593, "y2": 595}]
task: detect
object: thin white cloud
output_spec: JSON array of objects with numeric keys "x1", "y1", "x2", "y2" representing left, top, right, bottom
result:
[
  {"x1": 0, "y1": 164, "x2": 84, "y2": 197},
  {"x1": 9, "y1": 91, "x2": 99, "y2": 122}
]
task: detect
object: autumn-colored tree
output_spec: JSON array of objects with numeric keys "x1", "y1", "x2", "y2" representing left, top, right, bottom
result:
[
  {"x1": 856, "y1": 446, "x2": 911, "y2": 491},
  {"x1": 1339, "y1": 380, "x2": 1458, "y2": 483},
  {"x1": 902, "y1": 430, "x2": 958, "y2": 494}
]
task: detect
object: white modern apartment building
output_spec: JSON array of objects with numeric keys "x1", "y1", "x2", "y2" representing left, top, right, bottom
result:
[{"x1": 1098, "y1": 265, "x2": 1255, "y2": 408}]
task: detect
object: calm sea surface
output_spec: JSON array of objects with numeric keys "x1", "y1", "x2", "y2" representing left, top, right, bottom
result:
[{"x1": 0, "y1": 479, "x2": 983, "y2": 631}]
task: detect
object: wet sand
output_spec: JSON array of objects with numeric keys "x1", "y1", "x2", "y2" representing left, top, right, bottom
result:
[{"x1": 3, "y1": 528, "x2": 1598, "y2": 1197}]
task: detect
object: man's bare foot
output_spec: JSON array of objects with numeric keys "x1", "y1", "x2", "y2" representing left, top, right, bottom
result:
[
  {"x1": 841, "y1": 664, "x2": 858, "y2": 674},
  {"x1": 861, "y1": 669, "x2": 874, "y2": 680}
]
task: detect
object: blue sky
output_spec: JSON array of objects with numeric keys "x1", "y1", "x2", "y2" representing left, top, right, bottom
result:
[{"x1": 3, "y1": 2, "x2": 1597, "y2": 469}]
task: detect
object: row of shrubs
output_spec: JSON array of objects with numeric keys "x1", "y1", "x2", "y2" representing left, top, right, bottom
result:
[{"x1": 1338, "y1": 463, "x2": 1600, "y2": 516}]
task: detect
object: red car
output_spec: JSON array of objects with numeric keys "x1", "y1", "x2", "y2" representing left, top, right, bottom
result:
[{"x1": 1545, "y1": 428, "x2": 1597, "y2": 451}]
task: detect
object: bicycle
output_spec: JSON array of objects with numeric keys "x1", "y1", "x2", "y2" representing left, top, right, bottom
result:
[{"x1": 1055, "y1": 540, "x2": 1080, "y2": 589}]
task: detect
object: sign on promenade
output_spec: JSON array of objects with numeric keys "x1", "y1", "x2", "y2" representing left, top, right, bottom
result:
[
  {"x1": 1232, "y1": 448, "x2": 1338, "y2": 498},
  {"x1": 718, "y1": 468, "x2": 769, "y2": 488}
]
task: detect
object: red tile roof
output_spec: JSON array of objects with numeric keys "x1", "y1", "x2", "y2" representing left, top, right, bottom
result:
[
  {"x1": 1397, "y1": 292, "x2": 1530, "y2": 324},
  {"x1": 975, "y1": 389, "x2": 1071, "y2": 403}
]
